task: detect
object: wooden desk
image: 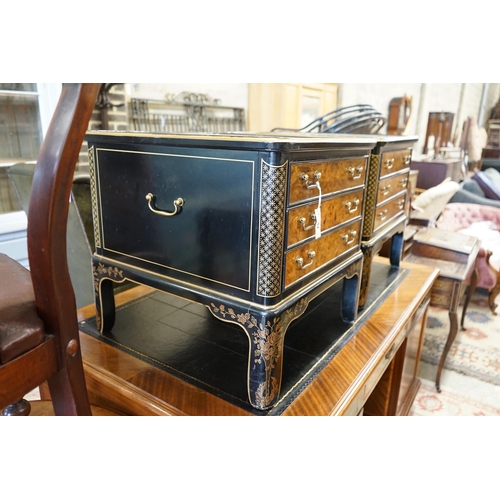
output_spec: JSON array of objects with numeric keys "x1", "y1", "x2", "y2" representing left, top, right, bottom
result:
[
  {"x1": 76, "y1": 257, "x2": 438, "y2": 416},
  {"x1": 405, "y1": 234, "x2": 481, "y2": 392}
]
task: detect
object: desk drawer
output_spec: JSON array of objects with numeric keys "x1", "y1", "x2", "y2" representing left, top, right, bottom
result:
[
  {"x1": 289, "y1": 157, "x2": 367, "y2": 205},
  {"x1": 373, "y1": 194, "x2": 407, "y2": 232},
  {"x1": 284, "y1": 219, "x2": 361, "y2": 288},
  {"x1": 379, "y1": 149, "x2": 412, "y2": 178},
  {"x1": 376, "y1": 172, "x2": 409, "y2": 207},
  {"x1": 286, "y1": 188, "x2": 364, "y2": 248}
]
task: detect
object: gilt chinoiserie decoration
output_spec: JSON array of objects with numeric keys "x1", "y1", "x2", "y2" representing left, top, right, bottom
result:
[{"x1": 86, "y1": 131, "x2": 377, "y2": 409}]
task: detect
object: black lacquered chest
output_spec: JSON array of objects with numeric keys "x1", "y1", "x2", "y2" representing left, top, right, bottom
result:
[{"x1": 86, "y1": 131, "x2": 377, "y2": 409}]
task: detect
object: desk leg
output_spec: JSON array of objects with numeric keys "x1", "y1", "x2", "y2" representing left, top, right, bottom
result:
[
  {"x1": 208, "y1": 299, "x2": 309, "y2": 410},
  {"x1": 436, "y1": 310, "x2": 458, "y2": 393},
  {"x1": 358, "y1": 246, "x2": 374, "y2": 309},
  {"x1": 389, "y1": 231, "x2": 403, "y2": 268},
  {"x1": 93, "y1": 262, "x2": 123, "y2": 333},
  {"x1": 461, "y1": 266, "x2": 478, "y2": 330}
]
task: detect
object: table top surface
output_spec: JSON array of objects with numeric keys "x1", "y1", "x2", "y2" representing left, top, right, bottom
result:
[
  {"x1": 77, "y1": 257, "x2": 439, "y2": 416},
  {"x1": 405, "y1": 238, "x2": 481, "y2": 281}
]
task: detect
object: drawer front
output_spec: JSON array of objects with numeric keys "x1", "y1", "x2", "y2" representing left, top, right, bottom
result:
[
  {"x1": 379, "y1": 149, "x2": 412, "y2": 178},
  {"x1": 94, "y1": 148, "x2": 255, "y2": 292},
  {"x1": 373, "y1": 194, "x2": 407, "y2": 232},
  {"x1": 286, "y1": 188, "x2": 364, "y2": 248},
  {"x1": 376, "y1": 172, "x2": 409, "y2": 207},
  {"x1": 284, "y1": 220, "x2": 361, "y2": 288},
  {"x1": 289, "y1": 157, "x2": 368, "y2": 205}
]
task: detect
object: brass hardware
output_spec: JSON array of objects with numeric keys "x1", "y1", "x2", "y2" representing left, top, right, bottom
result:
[
  {"x1": 395, "y1": 199, "x2": 405, "y2": 210},
  {"x1": 347, "y1": 166, "x2": 363, "y2": 180},
  {"x1": 342, "y1": 230, "x2": 357, "y2": 245},
  {"x1": 377, "y1": 209, "x2": 388, "y2": 221},
  {"x1": 66, "y1": 339, "x2": 79, "y2": 357},
  {"x1": 384, "y1": 158, "x2": 394, "y2": 169},
  {"x1": 298, "y1": 212, "x2": 317, "y2": 231},
  {"x1": 403, "y1": 155, "x2": 411, "y2": 165},
  {"x1": 300, "y1": 171, "x2": 321, "y2": 190},
  {"x1": 146, "y1": 193, "x2": 184, "y2": 217},
  {"x1": 296, "y1": 250, "x2": 316, "y2": 269},
  {"x1": 385, "y1": 343, "x2": 396, "y2": 360},
  {"x1": 380, "y1": 185, "x2": 391, "y2": 196},
  {"x1": 399, "y1": 178, "x2": 408, "y2": 188},
  {"x1": 345, "y1": 199, "x2": 360, "y2": 214}
]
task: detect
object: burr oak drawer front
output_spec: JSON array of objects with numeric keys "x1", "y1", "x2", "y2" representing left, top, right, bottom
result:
[
  {"x1": 373, "y1": 194, "x2": 407, "y2": 232},
  {"x1": 288, "y1": 156, "x2": 368, "y2": 205},
  {"x1": 379, "y1": 149, "x2": 412, "y2": 178},
  {"x1": 284, "y1": 219, "x2": 361, "y2": 288},
  {"x1": 376, "y1": 172, "x2": 409, "y2": 207},
  {"x1": 286, "y1": 188, "x2": 364, "y2": 248}
]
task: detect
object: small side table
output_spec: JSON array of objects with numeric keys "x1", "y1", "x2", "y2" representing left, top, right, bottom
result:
[{"x1": 405, "y1": 232, "x2": 481, "y2": 392}]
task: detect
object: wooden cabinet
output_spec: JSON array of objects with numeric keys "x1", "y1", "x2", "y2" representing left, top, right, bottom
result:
[
  {"x1": 247, "y1": 83, "x2": 338, "y2": 132},
  {"x1": 358, "y1": 135, "x2": 418, "y2": 308},
  {"x1": 363, "y1": 297, "x2": 429, "y2": 416},
  {"x1": 86, "y1": 131, "x2": 376, "y2": 410}
]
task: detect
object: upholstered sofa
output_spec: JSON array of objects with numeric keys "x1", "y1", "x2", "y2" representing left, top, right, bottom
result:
[
  {"x1": 449, "y1": 168, "x2": 500, "y2": 209},
  {"x1": 436, "y1": 202, "x2": 500, "y2": 314}
]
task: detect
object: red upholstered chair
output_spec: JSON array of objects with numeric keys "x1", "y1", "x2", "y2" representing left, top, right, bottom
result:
[
  {"x1": 436, "y1": 202, "x2": 500, "y2": 314},
  {"x1": 0, "y1": 84, "x2": 116, "y2": 416}
]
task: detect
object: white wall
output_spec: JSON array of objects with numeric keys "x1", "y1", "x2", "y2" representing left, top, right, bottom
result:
[
  {"x1": 338, "y1": 83, "x2": 500, "y2": 156},
  {"x1": 126, "y1": 83, "x2": 249, "y2": 109},
  {"x1": 125, "y1": 83, "x2": 500, "y2": 158}
]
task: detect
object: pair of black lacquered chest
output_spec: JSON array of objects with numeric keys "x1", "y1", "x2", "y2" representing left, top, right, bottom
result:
[{"x1": 86, "y1": 131, "x2": 417, "y2": 409}]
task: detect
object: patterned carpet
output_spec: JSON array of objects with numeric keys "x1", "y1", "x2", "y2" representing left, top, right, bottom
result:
[
  {"x1": 410, "y1": 378, "x2": 500, "y2": 416},
  {"x1": 420, "y1": 289, "x2": 500, "y2": 385},
  {"x1": 412, "y1": 289, "x2": 500, "y2": 416}
]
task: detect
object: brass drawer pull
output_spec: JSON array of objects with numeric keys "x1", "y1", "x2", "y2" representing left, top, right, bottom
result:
[
  {"x1": 384, "y1": 158, "x2": 394, "y2": 169},
  {"x1": 300, "y1": 171, "x2": 321, "y2": 190},
  {"x1": 380, "y1": 185, "x2": 391, "y2": 196},
  {"x1": 345, "y1": 199, "x2": 360, "y2": 214},
  {"x1": 395, "y1": 199, "x2": 405, "y2": 210},
  {"x1": 385, "y1": 343, "x2": 396, "y2": 360},
  {"x1": 377, "y1": 209, "x2": 388, "y2": 221},
  {"x1": 403, "y1": 155, "x2": 411, "y2": 165},
  {"x1": 348, "y1": 166, "x2": 363, "y2": 180},
  {"x1": 146, "y1": 193, "x2": 184, "y2": 217},
  {"x1": 342, "y1": 230, "x2": 357, "y2": 245},
  {"x1": 296, "y1": 250, "x2": 316, "y2": 269},
  {"x1": 298, "y1": 212, "x2": 317, "y2": 231},
  {"x1": 399, "y1": 178, "x2": 408, "y2": 188}
]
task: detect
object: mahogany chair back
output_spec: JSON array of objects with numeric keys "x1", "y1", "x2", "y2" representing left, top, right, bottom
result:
[{"x1": 0, "y1": 83, "x2": 101, "y2": 415}]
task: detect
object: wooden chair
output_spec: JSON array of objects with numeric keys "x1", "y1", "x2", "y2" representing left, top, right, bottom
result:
[{"x1": 0, "y1": 83, "x2": 117, "y2": 416}]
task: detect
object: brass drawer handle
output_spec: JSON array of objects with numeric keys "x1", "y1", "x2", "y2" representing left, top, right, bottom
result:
[
  {"x1": 342, "y1": 230, "x2": 357, "y2": 245},
  {"x1": 298, "y1": 212, "x2": 317, "y2": 231},
  {"x1": 345, "y1": 199, "x2": 360, "y2": 214},
  {"x1": 385, "y1": 343, "x2": 396, "y2": 360},
  {"x1": 300, "y1": 171, "x2": 321, "y2": 190},
  {"x1": 399, "y1": 178, "x2": 408, "y2": 188},
  {"x1": 146, "y1": 193, "x2": 184, "y2": 217},
  {"x1": 403, "y1": 155, "x2": 411, "y2": 165},
  {"x1": 395, "y1": 199, "x2": 405, "y2": 210},
  {"x1": 296, "y1": 250, "x2": 316, "y2": 269},
  {"x1": 377, "y1": 209, "x2": 388, "y2": 221},
  {"x1": 384, "y1": 158, "x2": 394, "y2": 169},
  {"x1": 380, "y1": 185, "x2": 391, "y2": 196},
  {"x1": 348, "y1": 166, "x2": 363, "y2": 180}
]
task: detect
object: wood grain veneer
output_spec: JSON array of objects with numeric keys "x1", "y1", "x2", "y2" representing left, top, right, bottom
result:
[
  {"x1": 284, "y1": 220, "x2": 361, "y2": 288},
  {"x1": 289, "y1": 157, "x2": 367, "y2": 205},
  {"x1": 287, "y1": 189, "x2": 363, "y2": 247}
]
